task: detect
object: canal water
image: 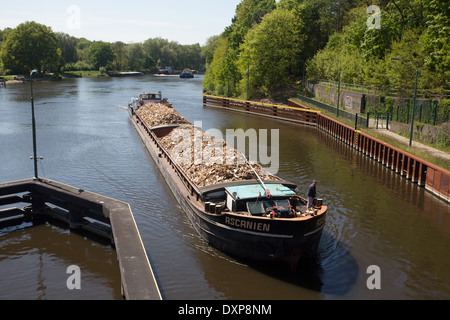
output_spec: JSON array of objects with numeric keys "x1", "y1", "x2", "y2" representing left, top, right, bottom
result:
[{"x1": 0, "y1": 76, "x2": 449, "y2": 300}]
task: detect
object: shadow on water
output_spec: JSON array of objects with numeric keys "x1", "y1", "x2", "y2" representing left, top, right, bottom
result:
[{"x1": 242, "y1": 230, "x2": 359, "y2": 297}]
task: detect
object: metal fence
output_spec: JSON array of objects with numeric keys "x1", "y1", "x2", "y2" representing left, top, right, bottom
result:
[
  {"x1": 296, "y1": 94, "x2": 368, "y2": 128},
  {"x1": 362, "y1": 95, "x2": 448, "y2": 126},
  {"x1": 316, "y1": 79, "x2": 450, "y2": 100},
  {"x1": 298, "y1": 93, "x2": 449, "y2": 128},
  {"x1": 385, "y1": 99, "x2": 449, "y2": 126}
]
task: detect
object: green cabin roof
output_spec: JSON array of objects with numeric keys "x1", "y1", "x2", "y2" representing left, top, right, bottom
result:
[{"x1": 225, "y1": 183, "x2": 295, "y2": 200}]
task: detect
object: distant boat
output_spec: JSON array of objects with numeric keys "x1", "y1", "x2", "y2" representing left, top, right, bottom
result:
[
  {"x1": 179, "y1": 72, "x2": 194, "y2": 79},
  {"x1": 128, "y1": 92, "x2": 172, "y2": 109},
  {"x1": 109, "y1": 72, "x2": 143, "y2": 77},
  {"x1": 157, "y1": 67, "x2": 173, "y2": 75}
]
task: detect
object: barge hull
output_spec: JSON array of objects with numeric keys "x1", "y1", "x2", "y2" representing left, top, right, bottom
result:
[{"x1": 129, "y1": 107, "x2": 325, "y2": 265}]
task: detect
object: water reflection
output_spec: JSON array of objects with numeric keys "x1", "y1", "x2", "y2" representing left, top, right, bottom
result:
[
  {"x1": 243, "y1": 230, "x2": 359, "y2": 297},
  {"x1": 316, "y1": 231, "x2": 359, "y2": 296},
  {"x1": 0, "y1": 223, "x2": 121, "y2": 300}
]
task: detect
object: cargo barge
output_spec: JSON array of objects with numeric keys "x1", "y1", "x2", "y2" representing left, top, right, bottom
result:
[{"x1": 128, "y1": 100, "x2": 327, "y2": 269}]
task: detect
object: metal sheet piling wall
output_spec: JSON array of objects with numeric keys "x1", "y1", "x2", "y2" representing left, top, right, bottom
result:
[
  {"x1": 317, "y1": 114, "x2": 357, "y2": 147},
  {"x1": 203, "y1": 94, "x2": 450, "y2": 202},
  {"x1": 203, "y1": 94, "x2": 319, "y2": 126}
]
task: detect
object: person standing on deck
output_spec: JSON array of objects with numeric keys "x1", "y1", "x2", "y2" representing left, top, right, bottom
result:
[{"x1": 307, "y1": 180, "x2": 317, "y2": 209}]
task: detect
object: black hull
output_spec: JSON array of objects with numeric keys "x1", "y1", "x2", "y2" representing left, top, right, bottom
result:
[{"x1": 129, "y1": 107, "x2": 326, "y2": 266}]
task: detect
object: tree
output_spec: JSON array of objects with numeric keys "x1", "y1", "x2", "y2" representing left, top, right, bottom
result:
[
  {"x1": 360, "y1": 10, "x2": 402, "y2": 61},
  {"x1": 0, "y1": 28, "x2": 12, "y2": 49},
  {"x1": 204, "y1": 0, "x2": 277, "y2": 96},
  {"x1": 159, "y1": 45, "x2": 178, "y2": 68},
  {"x1": 238, "y1": 9, "x2": 306, "y2": 97},
  {"x1": 203, "y1": 36, "x2": 232, "y2": 95},
  {"x1": 177, "y1": 44, "x2": 203, "y2": 71},
  {"x1": 0, "y1": 21, "x2": 60, "y2": 73},
  {"x1": 125, "y1": 43, "x2": 154, "y2": 71},
  {"x1": 387, "y1": 29, "x2": 425, "y2": 95},
  {"x1": 127, "y1": 43, "x2": 146, "y2": 71},
  {"x1": 89, "y1": 41, "x2": 115, "y2": 70},
  {"x1": 420, "y1": 0, "x2": 449, "y2": 89},
  {"x1": 224, "y1": 0, "x2": 276, "y2": 50},
  {"x1": 57, "y1": 32, "x2": 78, "y2": 70},
  {"x1": 144, "y1": 38, "x2": 166, "y2": 60},
  {"x1": 289, "y1": 0, "x2": 349, "y2": 60},
  {"x1": 202, "y1": 36, "x2": 220, "y2": 67},
  {"x1": 111, "y1": 41, "x2": 127, "y2": 70}
]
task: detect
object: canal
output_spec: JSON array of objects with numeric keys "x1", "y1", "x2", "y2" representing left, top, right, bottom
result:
[{"x1": 0, "y1": 75, "x2": 449, "y2": 300}]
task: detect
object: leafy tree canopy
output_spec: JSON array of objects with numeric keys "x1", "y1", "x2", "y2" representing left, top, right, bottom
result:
[
  {"x1": 1, "y1": 21, "x2": 60, "y2": 74},
  {"x1": 238, "y1": 9, "x2": 306, "y2": 97},
  {"x1": 0, "y1": 22, "x2": 206, "y2": 75},
  {"x1": 204, "y1": 0, "x2": 449, "y2": 98},
  {"x1": 89, "y1": 41, "x2": 115, "y2": 69}
]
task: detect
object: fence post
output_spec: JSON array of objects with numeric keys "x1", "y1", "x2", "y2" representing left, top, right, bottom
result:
[
  {"x1": 366, "y1": 112, "x2": 370, "y2": 128},
  {"x1": 407, "y1": 100, "x2": 410, "y2": 124},
  {"x1": 433, "y1": 102, "x2": 437, "y2": 126},
  {"x1": 355, "y1": 113, "x2": 358, "y2": 130},
  {"x1": 419, "y1": 104, "x2": 422, "y2": 123}
]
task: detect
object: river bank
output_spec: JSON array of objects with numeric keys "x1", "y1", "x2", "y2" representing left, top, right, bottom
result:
[
  {"x1": 0, "y1": 71, "x2": 102, "y2": 84},
  {"x1": 288, "y1": 97, "x2": 449, "y2": 171}
]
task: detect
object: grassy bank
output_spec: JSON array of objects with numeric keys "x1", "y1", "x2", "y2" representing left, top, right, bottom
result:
[{"x1": 62, "y1": 70, "x2": 103, "y2": 78}]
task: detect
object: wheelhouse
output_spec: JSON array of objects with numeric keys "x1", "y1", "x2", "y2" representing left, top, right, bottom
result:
[{"x1": 224, "y1": 183, "x2": 298, "y2": 218}]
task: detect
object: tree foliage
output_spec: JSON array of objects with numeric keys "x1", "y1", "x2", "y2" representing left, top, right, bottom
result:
[
  {"x1": 204, "y1": 0, "x2": 449, "y2": 98},
  {"x1": 57, "y1": 32, "x2": 78, "y2": 69},
  {"x1": 308, "y1": 0, "x2": 448, "y2": 95},
  {"x1": 89, "y1": 41, "x2": 115, "y2": 69},
  {"x1": 238, "y1": 9, "x2": 306, "y2": 97},
  {"x1": 205, "y1": 0, "x2": 288, "y2": 98},
  {"x1": 0, "y1": 21, "x2": 205, "y2": 75},
  {"x1": 202, "y1": 36, "x2": 232, "y2": 96},
  {"x1": 1, "y1": 21, "x2": 60, "y2": 74},
  {"x1": 224, "y1": 0, "x2": 277, "y2": 51}
]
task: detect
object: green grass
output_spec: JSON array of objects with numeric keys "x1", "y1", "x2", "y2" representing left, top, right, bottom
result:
[
  {"x1": 61, "y1": 70, "x2": 103, "y2": 77},
  {"x1": 365, "y1": 129, "x2": 449, "y2": 171},
  {"x1": 0, "y1": 75, "x2": 17, "y2": 81}
]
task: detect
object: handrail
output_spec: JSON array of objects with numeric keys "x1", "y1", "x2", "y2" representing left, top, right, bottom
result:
[{"x1": 203, "y1": 94, "x2": 321, "y2": 113}]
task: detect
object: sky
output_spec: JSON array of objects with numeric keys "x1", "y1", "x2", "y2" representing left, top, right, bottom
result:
[{"x1": 0, "y1": 0, "x2": 244, "y2": 45}]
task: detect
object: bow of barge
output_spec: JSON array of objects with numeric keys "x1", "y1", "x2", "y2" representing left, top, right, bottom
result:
[{"x1": 128, "y1": 100, "x2": 327, "y2": 268}]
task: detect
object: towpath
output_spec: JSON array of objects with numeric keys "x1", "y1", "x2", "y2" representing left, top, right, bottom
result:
[{"x1": 366, "y1": 128, "x2": 450, "y2": 165}]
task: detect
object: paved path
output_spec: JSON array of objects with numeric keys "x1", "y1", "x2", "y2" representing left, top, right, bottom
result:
[{"x1": 368, "y1": 128, "x2": 450, "y2": 163}]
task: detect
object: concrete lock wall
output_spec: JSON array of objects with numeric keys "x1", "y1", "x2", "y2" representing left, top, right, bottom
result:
[{"x1": 313, "y1": 84, "x2": 365, "y2": 114}]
